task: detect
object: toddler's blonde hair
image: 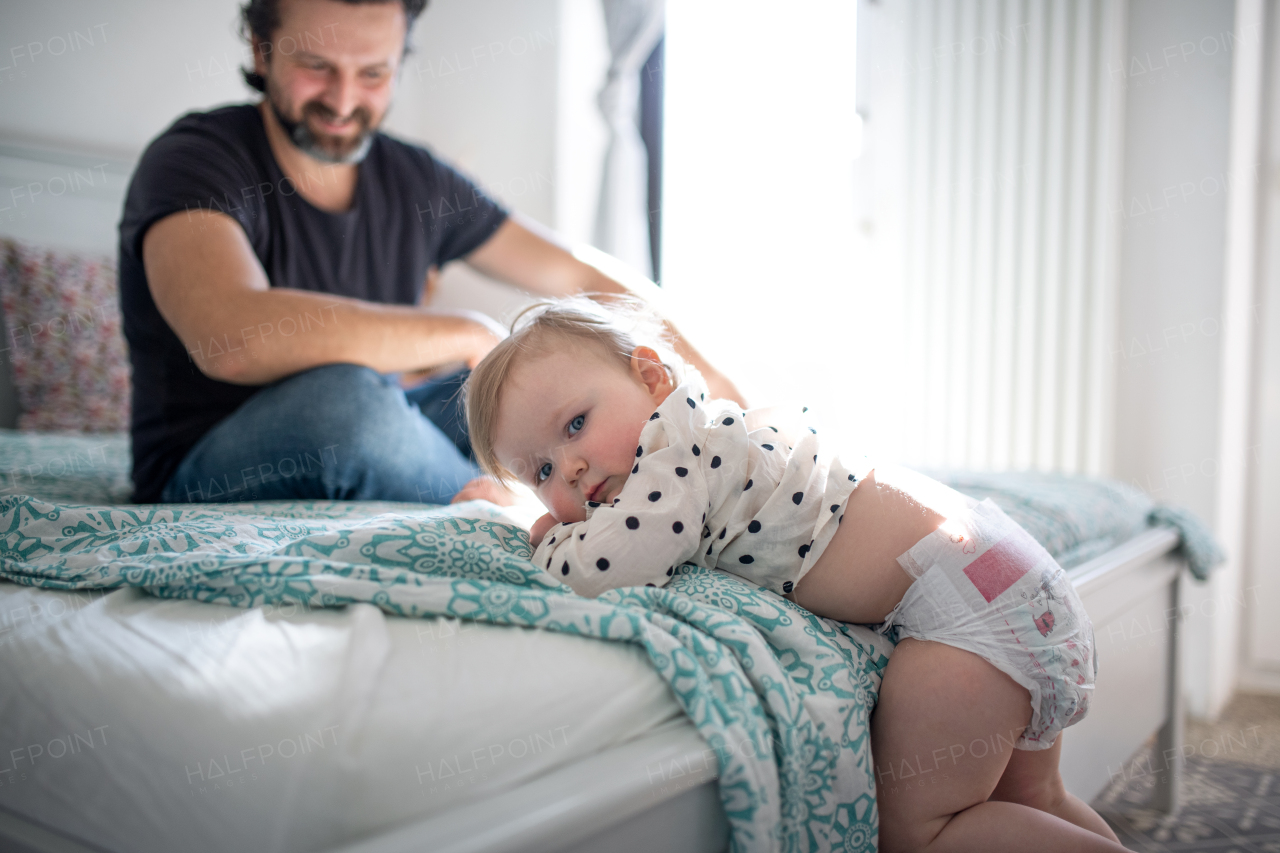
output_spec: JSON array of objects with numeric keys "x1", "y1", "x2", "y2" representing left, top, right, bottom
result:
[{"x1": 464, "y1": 294, "x2": 681, "y2": 484}]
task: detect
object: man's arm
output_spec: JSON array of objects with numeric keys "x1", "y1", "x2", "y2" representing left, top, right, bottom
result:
[
  {"x1": 143, "y1": 209, "x2": 503, "y2": 385},
  {"x1": 464, "y1": 214, "x2": 747, "y2": 406}
]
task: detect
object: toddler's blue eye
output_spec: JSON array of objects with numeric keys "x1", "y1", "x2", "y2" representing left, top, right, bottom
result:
[
  {"x1": 538, "y1": 462, "x2": 553, "y2": 482},
  {"x1": 568, "y1": 414, "x2": 585, "y2": 435}
]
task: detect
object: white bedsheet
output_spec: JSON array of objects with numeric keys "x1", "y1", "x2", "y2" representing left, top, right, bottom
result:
[{"x1": 0, "y1": 580, "x2": 685, "y2": 853}]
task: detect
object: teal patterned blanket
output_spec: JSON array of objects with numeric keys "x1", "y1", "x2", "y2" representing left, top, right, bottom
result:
[{"x1": 0, "y1": 494, "x2": 890, "y2": 853}]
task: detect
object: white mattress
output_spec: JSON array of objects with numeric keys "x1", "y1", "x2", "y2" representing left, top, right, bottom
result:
[{"x1": 0, "y1": 580, "x2": 686, "y2": 853}]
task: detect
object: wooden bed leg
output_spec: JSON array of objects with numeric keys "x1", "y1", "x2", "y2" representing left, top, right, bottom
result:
[{"x1": 1151, "y1": 568, "x2": 1184, "y2": 813}]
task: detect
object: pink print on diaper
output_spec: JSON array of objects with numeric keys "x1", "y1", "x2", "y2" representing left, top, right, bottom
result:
[
  {"x1": 962, "y1": 527, "x2": 1043, "y2": 603},
  {"x1": 1034, "y1": 609, "x2": 1055, "y2": 636}
]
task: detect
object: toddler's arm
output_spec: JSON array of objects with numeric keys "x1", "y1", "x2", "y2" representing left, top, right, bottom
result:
[
  {"x1": 529, "y1": 512, "x2": 557, "y2": 547},
  {"x1": 531, "y1": 438, "x2": 711, "y2": 598}
]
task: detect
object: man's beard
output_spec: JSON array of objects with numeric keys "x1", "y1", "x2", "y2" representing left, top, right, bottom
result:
[{"x1": 268, "y1": 92, "x2": 377, "y2": 165}]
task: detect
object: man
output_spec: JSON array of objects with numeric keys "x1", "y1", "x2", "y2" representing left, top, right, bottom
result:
[{"x1": 119, "y1": 0, "x2": 739, "y2": 505}]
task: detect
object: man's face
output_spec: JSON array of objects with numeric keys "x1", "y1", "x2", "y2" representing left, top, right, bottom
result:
[{"x1": 253, "y1": 0, "x2": 407, "y2": 164}]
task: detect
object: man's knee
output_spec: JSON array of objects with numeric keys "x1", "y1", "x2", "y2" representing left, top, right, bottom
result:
[
  {"x1": 280, "y1": 364, "x2": 412, "y2": 438},
  {"x1": 283, "y1": 363, "x2": 393, "y2": 406},
  {"x1": 285, "y1": 365, "x2": 474, "y2": 500}
]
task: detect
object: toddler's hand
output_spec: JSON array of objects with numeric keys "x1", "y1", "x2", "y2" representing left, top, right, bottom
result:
[{"x1": 529, "y1": 512, "x2": 558, "y2": 548}]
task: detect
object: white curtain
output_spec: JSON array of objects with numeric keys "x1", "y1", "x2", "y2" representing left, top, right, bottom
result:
[{"x1": 593, "y1": 0, "x2": 664, "y2": 279}]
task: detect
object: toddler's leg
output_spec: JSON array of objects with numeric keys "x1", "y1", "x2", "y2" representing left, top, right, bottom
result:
[
  {"x1": 989, "y1": 735, "x2": 1120, "y2": 843},
  {"x1": 873, "y1": 638, "x2": 1127, "y2": 853}
]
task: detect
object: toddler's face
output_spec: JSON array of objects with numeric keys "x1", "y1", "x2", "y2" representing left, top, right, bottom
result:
[{"x1": 491, "y1": 344, "x2": 673, "y2": 523}]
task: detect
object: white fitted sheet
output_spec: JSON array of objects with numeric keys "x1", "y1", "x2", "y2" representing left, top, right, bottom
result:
[{"x1": 0, "y1": 580, "x2": 685, "y2": 853}]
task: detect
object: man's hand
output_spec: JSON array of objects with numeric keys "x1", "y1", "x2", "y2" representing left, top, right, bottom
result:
[
  {"x1": 449, "y1": 475, "x2": 519, "y2": 506},
  {"x1": 697, "y1": 365, "x2": 748, "y2": 409},
  {"x1": 529, "y1": 512, "x2": 558, "y2": 548},
  {"x1": 460, "y1": 311, "x2": 506, "y2": 369}
]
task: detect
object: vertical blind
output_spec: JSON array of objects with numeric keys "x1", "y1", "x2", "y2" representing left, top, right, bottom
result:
[{"x1": 899, "y1": 0, "x2": 1126, "y2": 475}]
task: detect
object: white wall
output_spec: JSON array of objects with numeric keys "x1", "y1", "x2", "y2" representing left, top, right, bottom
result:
[
  {"x1": 1242, "y1": 3, "x2": 1280, "y2": 695},
  {"x1": 1112, "y1": 0, "x2": 1234, "y2": 527},
  {"x1": 1111, "y1": 0, "x2": 1274, "y2": 718},
  {"x1": 0, "y1": 0, "x2": 248, "y2": 158}
]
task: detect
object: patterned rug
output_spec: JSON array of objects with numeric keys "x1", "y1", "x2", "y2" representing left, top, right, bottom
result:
[{"x1": 1095, "y1": 754, "x2": 1280, "y2": 851}]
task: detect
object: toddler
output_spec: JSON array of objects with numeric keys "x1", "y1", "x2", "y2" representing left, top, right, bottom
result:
[{"x1": 464, "y1": 296, "x2": 1126, "y2": 853}]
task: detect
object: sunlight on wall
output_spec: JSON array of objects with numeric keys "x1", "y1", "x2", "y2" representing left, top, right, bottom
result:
[{"x1": 663, "y1": 2, "x2": 908, "y2": 462}]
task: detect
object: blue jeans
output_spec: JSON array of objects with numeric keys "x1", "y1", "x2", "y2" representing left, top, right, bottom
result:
[{"x1": 161, "y1": 364, "x2": 478, "y2": 504}]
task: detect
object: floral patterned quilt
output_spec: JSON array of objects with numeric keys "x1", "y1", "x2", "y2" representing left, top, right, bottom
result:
[{"x1": 0, "y1": 494, "x2": 890, "y2": 853}]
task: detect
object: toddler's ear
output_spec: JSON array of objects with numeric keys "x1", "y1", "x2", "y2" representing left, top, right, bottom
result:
[{"x1": 631, "y1": 346, "x2": 673, "y2": 401}]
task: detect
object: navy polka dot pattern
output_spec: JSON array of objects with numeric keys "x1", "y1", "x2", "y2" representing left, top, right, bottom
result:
[{"x1": 528, "y1": 375, "x2": 870, "y2": 599}]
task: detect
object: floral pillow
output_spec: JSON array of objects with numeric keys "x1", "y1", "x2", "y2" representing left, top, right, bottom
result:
[{"x1": 0, "y1": 238, "x2": 131, "y2": 432}]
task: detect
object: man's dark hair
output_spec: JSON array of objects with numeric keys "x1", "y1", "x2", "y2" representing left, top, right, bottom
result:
[{"x1": 239, "y1": 0, "x2": 429, "y2": 92}]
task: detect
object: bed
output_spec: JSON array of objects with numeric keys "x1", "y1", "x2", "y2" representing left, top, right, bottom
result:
[
  {"x1": 0, "y1": 427, "x2": 1219, "y2": 853},
  {"x1": 0, "y1": 163, "x2": 1220, "y2": 851}
]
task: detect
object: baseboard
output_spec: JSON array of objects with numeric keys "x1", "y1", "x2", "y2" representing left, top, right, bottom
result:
[{"x1": 1236, "y1": 665, "x2": 1280, "y2": 695}]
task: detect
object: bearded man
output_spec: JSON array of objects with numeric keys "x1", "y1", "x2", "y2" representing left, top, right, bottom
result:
[{"x1": 119, "y1": 0, "x2": 738, "y2": 505}]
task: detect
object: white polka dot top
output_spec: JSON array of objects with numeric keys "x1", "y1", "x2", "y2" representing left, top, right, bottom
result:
[{"x1": 532, "y1": 371, "x2": 873, "y2": 598}]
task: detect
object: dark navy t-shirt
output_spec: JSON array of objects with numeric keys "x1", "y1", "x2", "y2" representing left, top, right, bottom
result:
[{"x1": 118, "y1": 103, "x2": 508, "y2": 502}]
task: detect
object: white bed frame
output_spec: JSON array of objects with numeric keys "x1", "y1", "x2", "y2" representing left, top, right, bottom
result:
[{"x1": 0, "y1": 528, "x2": 1184, "y2": 853}]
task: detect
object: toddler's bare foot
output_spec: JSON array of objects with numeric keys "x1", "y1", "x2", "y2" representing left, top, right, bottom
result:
[{"x1": 450, "y1": 476, "x2": 518, "y2": 507}]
